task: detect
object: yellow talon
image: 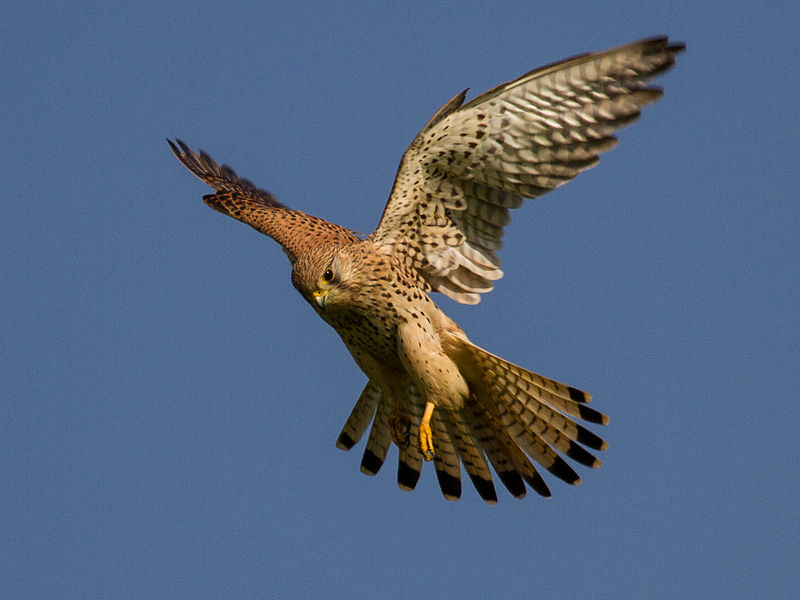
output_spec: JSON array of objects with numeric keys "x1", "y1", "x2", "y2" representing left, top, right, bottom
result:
[{"x1": 419, "y1": 402, "x2": 435, "y2": 461}]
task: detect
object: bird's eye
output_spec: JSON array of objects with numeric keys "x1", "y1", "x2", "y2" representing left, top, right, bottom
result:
[{"x1": 322, "y1": 268, "x2": 334, "y2": 283}]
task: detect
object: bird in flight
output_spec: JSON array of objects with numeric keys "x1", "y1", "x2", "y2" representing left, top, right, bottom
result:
[{"x1": 170, "y1": 36, "x2": 683, "y2": 503}]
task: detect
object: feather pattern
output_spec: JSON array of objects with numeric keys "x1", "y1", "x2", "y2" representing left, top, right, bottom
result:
[
  {"x1": 336, "y1": 381, "x2": 381, "y2": 450},
  {"x1": 360, "y1": 393, "x2": 392, "y2": 476},
  {"x1": 442, "y1": 409, "x2": 498, "y2": 503},
  {"x1": 431, "y1": 409, "x2": 462, "y2": 500},
  {"x1": 168, "y1": 139, "x2": 359, "y2": 263},
  {"x1": 170, "y1": 37, "x2": 683, "y2": 503},
  {"x1": 369, "y1": 37, "x2": 683, "y2": 303}
]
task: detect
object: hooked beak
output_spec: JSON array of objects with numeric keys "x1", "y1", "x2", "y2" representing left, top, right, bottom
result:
[{"x1": 312, "y1": 289, "x2": 327, "y2": 310}]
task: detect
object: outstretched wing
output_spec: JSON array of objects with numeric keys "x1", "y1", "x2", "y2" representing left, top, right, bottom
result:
[
  {"x1": 368, "y1": 37, "x2": 684, "y2": 304},
  {"x1": 169, "y1": 139, "x2": 359, "y2": 263}
]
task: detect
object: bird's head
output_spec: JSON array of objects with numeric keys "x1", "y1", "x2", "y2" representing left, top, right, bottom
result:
[{"x1": 291, "y1": 245, "x2": 358, "y2": 313}]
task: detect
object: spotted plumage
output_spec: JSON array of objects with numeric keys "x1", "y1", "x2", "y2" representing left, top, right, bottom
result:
[{"x1": 170, "y1": 37, "x2": 683, "y2": 502}]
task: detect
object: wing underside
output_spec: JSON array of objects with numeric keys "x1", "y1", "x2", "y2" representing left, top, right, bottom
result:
[{"x1": 368, "y1": 37, "x2": 684, "y2": 304}]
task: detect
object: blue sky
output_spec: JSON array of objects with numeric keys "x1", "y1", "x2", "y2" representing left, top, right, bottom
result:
[{"x1": 3, "y1": 2, "x2": 798, "y2": 598}]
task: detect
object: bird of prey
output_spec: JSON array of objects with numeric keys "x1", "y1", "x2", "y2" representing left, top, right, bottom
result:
[{"x1": 169, "y1": 36, "x2": 683, "y2": 503}]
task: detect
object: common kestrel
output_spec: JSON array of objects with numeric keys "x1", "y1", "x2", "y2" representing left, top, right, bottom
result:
[{"x1": 170, "y1": 37, "x2": 683, "y2": 503}]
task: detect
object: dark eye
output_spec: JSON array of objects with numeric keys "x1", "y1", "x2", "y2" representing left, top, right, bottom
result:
[{"x1": 322, "y1": 268, "x2": 334, "y2": 283}]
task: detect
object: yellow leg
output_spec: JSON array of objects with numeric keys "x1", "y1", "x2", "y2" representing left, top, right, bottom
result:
[{"x1": 419, "y1": 401, "x2": 435, "y2": 461}]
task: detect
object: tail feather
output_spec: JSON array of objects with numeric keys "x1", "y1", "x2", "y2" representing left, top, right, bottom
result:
[
  {"x1": 397, "y1": 456, "x2": 422, "y2": 491},
  {"x1": 397, "y1": 392, "x2": 423, "y2": 491},
  {"x1": 462, "y1": 399, "x2": 546, "y2": 498},
  {"x1": 360, "y1": 395, "x2": 391, "y2": 476},
  {"x1": 431, "y1": 410, "x2": 463, "y2": 501},
  {"x1": 459, "y1": 341, "x2": 608, "y2": 495},
  {"x1": 495, "y1": 400, "x2": 582, "y2": 485},
  {"x1": 444, "y1": 412, "x2": 498, "y2": 503},
  {"x1": 336, "y1": 381, "x2": 380, "y2": 450},
  {"x1": 479, "y1": 348, "x2": 608, "y2": 417},
  {"x1": 468, "y1": 344, "x2": 608, "y2": 450},
  {"x1": 490, "y1": 378, "x2": 604, "y2": 464},
  {"x1": 337, "y1": 340, "x2": 606, "y2": 502},
  {"x1": 465, "y1": 394, "x2": 552, "y2": 498}
]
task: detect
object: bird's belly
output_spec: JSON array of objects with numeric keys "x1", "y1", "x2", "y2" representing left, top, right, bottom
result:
[{"x1": 324, "y1": 310, "x2": 400, "y2": 368}]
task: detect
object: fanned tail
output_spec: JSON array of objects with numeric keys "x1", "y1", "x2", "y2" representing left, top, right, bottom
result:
[
  {"x1": 457, "y1": 342, "x2": 608, "y2": 495},
  {"x1": 335, "y1": 342, "x2": 606, "y2": 503}
]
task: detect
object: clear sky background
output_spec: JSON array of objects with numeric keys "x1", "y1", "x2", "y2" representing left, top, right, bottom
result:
[{"x1": 3, "y1": 2, "x2": 798, "y2": 598}]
